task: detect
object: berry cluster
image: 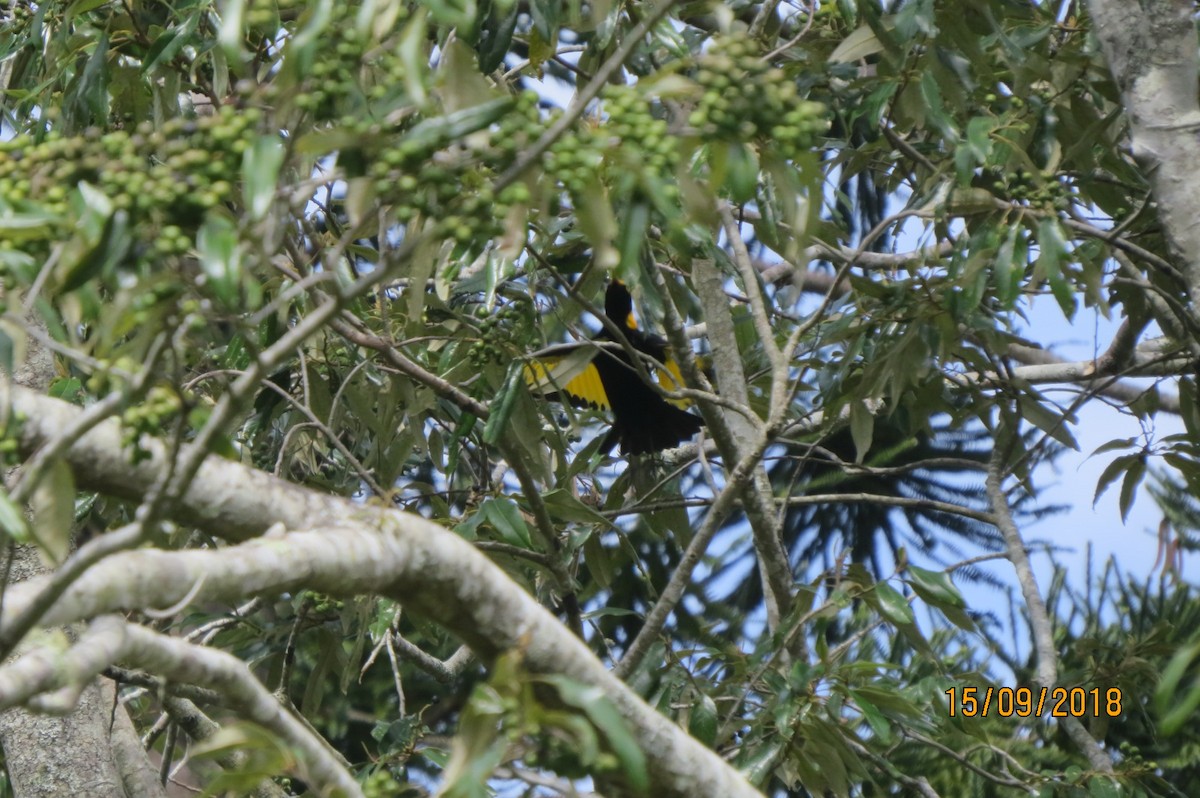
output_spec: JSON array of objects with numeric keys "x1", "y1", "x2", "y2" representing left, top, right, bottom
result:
[
  {"x1": 0, "y1": 104, "x2": 261, "y2": 260},
  {"x1": 366, "y1": 91, "x2": 539, "y2": 245},
  {"x1": 289, "y1": 4, "x2": 411, "y2": 119},
  {"x1": 245, "y1": 0, "x2": 301, "y2": 35},
  {"x1": 489, "y1": 90, "x2": 544, "y2": 164},
  {"x1": 603, "y1": 86, "x2": 679, "y2": 175},
  {"x1": 466, "y1": 300, "x2": 535, "y2": 369},
  {"x1": 983, "y1": 167, "x2": 1073, "y2": 210},
  {"x1": 544, "y1": 118, "x2": 605, "y2": 197},
  {"x1": 688, "y1": 37, "x2": 826, "y2": 160},
  {"x1": 118, "y1": 385, "x2": 184, "y2": 462},
  {"x1": 544, "y1": 85, "x2": 684, "y2": 201}
]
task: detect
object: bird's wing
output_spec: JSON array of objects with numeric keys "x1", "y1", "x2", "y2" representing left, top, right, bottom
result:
[
  {"x1": 524, "y1": 344, "x2": 612, "y2": 410},
  {"x1": 525, "y1": 341, "x2": 694, "y2": 411},
  {"x1": 656, "y1": 350, "x2": 691, "y2": 409}
]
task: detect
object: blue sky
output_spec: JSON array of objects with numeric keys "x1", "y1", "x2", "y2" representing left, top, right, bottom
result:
[{"x1": 1015, "y1": 298, "x2": 1190, "y2": 591}]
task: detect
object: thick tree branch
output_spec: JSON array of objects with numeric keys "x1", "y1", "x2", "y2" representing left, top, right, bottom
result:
[
  {"x1": 1088, "y1": 0, "x2": 1200, "y2": 312},
  {"x1": 0, "y1": 616, "x2": 363, "y2": 797},
  {"x1": 0, "y1": 383, "x2": 765, "y2": 798}
]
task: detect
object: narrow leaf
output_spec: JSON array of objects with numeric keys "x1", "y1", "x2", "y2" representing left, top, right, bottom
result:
[
  {"x1": 242, "y1": 135, "x2": 285, "y2": 221},
  {"x1": 1118, "y1": 454, "x2": 1146, "y2": 523},
  {"x1": 849, "y1": 401, "x2": 874, "y2": 464},
  {"x1": 0, "y1": 486, "x2": 31, "y2": 544},
  {"x1": 906, "y1": 564, "x2": 966, "y2": 609},
  {"x1": 872, "y1": 581, "x2": 914, "y2": 625}
]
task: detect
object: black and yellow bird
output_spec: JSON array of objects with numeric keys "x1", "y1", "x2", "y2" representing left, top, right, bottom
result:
[{"x1": 525, "y1": 281, "x2": 704, "y2": 456}]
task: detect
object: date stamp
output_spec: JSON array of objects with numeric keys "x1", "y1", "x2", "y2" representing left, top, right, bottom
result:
[{"x1": 945, "y1": 686, "x2": 1122, "y2": 718}]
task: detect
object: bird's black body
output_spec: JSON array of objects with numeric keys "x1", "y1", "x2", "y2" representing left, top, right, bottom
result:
[
  {"x1": 526, "y1": 280, "x2": 704, "y2": 455},
  {"x1": 588, "y1": 282, "x2": 704, "y2": 455}
]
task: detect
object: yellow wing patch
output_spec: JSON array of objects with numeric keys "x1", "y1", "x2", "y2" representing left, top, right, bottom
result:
[
  {"x1": 561, "y1": 363, "x2": 610, "y2": 409},
  {"x1": 524, "y1": 348, "x2": 612, "y2": 410},
  {"x1": 525, "y1": 342, "x2": 698, "y2": 412},
  {"x1": 660, "y1": 356, "x2": 689, "y2": 409}
]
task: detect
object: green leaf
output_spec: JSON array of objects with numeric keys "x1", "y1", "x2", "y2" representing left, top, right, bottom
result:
[
  {"x1": 528, "y1": 0, "x2": 558, "y2": 41},
  {"x1": 724, "y1": 142, "x2": 760, "y2": 203},
  {"x1": 56, "y1": 185, "x2": 132, "y2": 294},
  {"x1": 1179, "y1": 378, "x2": 1200, "y2": 440},
  {"x1": 849, "y1": 401, "x2": 873, "y2": 464},
  {"x1": 1086, "y1": 775, "x2": 1121, "y2": 798},
  {"x1": 480, "y1": 497, "x2": 532, "y2": 548},
  {"x1": 62, "y1": 30, "x2": 109, "y2": 127},
  {"x1": 917, "y1": 68, "x2": 956, "y2": 140},
  {"x1": 65, "y1": 0, "x2": 114, "y2": 15},
  {"x1": 906, "y1": 564, "x2": 966, "y2": 609},
  {"x1": 581, "y1": 606, "x2": 639, "y2": 620},
  {"x1": 1090, "y1": 437, "x2": 1137, "y2": 457},
  {"x1": 29, "y1": 458, "x2": 75, "y2": 566},
  {"x1": 0, "y1": 323, "x2": 14, "y2": 377},
  {"x1": 196, "y1": 212, "x2": 243, "y2": 308},
  {"x1": 540, "y1": 489, "x2": 610, "y2": 525},
  {"x1": 849, "y1": 689, "x2": 894, "y2": 745},
  {"x1": 688, "y1": 692, "x2": 719, "y2": 748},
  {"x1": 1093, "y1": 453, "x2": 1138, "y2": 507},
  {"x1": 217, "y1": 0, "x2": 247, "y2": 58},
  {"x1": 872, "y1": 581, "x2": 914, "y2": 625},
  {"x1": 616, "y1": 201, "x2": 650, "y2": 276},
  {"x1": 398, "y1": 8, "x2": 430, "y2": 106},
  {"x1": 142, "y1": 11, "x2": 201, "y2": 74},
  {"x1": 0, "y1": 485, "x2": 31, "y2": 545},
  {"x1": 992, "y1": 223, "x2": 1026, "y2": 308},
  {"x1": 437, "y1": 39, "x2": 494, "y2": 112},
  {"x1": 1037, "y1": 216, "x2": 1075, "y2": 319},
  {"x1": 849, "y1": 684, "x2": 923, "y2": 721},
  {"x1": 1018, "y1": 394, "x2": 1079, "y2": 450},
  {"x1": 483, "y1": 363, "x2": 523, "y2": 445},
  {"x1": 955, "y1": 115, "x2": 993, "y2": 183},
  {"x1": 964, "y1": 115, "x2": 993, "y2": 163},
  {"x1": 574, "y1": 177, "x2": 619, "y2": 270},
  {"x1": 582, "y1": 533, "x2": 614, "y2": 589},
  {"x1": 47, "y1": 377, "x2": 83, "y2": 403},
  {"x1": 1118, "y1": 454, "x2": 1146, "y2": 523},
  {"x1": 544, "y1": 675, "x2": 649, "y2": 792},
  {"x1": 527, "y1": 25, "x2": 554, "y2": 73},
  {"x1": 894, "y1": 620, "x2": 936, "y2": 658},
  {"x1": 1155, "y1": 637, "x2": 1200, "y2": 735},
  {"x1": 401, "y1": 98, "x2": 514, "y2": 152},
  {"x1": 0, "y1": 209, "x2": 58, "y2": 235},
  {"x1": 829, "y1": 25, "x2": 886, "y2": 63},
  {"x1": 625, "y1": 641, "x2": 665, "y2": 698},
  {"x1": 737, "y1": 737, "x2": 786, "y2": 786},
  {"x1": 477, "y1": 1, "x2": 519, "y2": 73},
  {"x1": 420, "y1": 0, "x2": 476, "y2": 34},
  {"x1": 242, "y1": 135, "x2": 285, "y2": 221}
]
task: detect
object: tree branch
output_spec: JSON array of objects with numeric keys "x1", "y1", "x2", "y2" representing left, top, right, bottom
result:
[
  {"x1": 1088, "y1": 0, "x2": 1200, "y2": 311},
  {"x1": 0, "y1": 383, "x2": 766, "y2": 798},
  {"x1": 986, "y1": 433, "x2": 1112, "y2": 774},
  {"x1": 0, "y1": 614, "x2": 355, "y2": 796}
]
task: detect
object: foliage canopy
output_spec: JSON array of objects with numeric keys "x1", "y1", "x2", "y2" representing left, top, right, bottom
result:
[{"x1": 2, "y1": 0, "x2": 1200, "y2": 796}]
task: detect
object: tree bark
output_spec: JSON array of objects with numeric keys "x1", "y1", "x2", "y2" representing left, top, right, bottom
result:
[
  {"x1": 0, "y1": 383, "x2": 766, "y2": 798},
  {"x1": 0, "y1": 304, "x2": 165, "y2": 798},
  {"x1": 1088, "y1": 0, "x2": 1200, "y2": 316}
]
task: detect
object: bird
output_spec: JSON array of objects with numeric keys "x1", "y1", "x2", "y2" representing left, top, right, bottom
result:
[{"x1": 525, "y1": 280, "x2": 704, "y2": 456}]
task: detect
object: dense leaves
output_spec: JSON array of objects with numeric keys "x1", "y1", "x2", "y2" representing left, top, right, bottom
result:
[{"x1": 2, "y1": 0, "x2": 1199, "y2": 796}]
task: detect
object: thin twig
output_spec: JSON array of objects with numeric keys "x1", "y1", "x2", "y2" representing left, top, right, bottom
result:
[
  {"x1": 986, "y1": 429, "x2": 1112, "y2": 774},
  {"x1": 614, "y1": 428, "x2": 774, "y2": 680}
]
